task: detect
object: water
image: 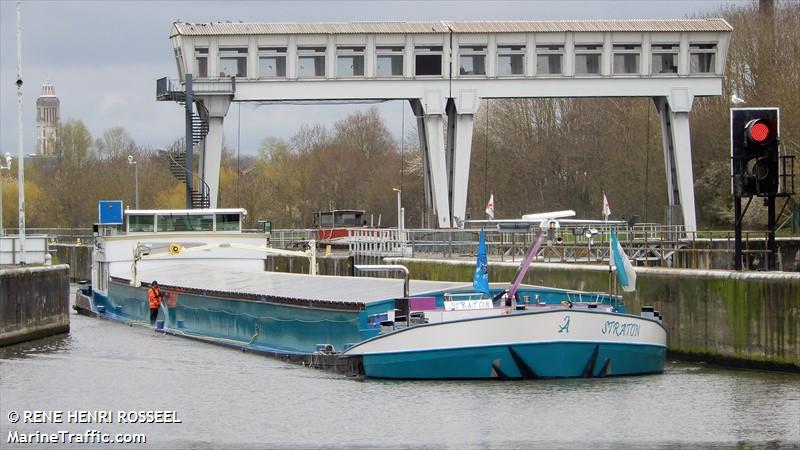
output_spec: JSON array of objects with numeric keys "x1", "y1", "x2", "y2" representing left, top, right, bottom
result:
[{"x1": 1, "y1": 297, "x2": 798, "y2": 449}]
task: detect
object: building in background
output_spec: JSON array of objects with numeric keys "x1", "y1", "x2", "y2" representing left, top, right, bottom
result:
[{"x1": 36, "y1": 80, "x2": 60, "y2": 156}]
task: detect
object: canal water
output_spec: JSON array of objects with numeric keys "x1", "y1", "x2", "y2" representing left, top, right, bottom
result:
[{"x1": 1, "y1": 297, "x2": 798, "y2": 449}]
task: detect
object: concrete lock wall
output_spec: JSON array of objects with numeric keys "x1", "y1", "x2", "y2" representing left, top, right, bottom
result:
[
  {"x1": 265, "y1": 254, "x2": 354, "y2": 277},
  {"x1": 385, "y1": 258, "x2": 800, "y2": 372},
  {"x1": 0, "y1": 265, "x2": 71, "y2": 346},
  {"x1": 50, "y1": 244, "x2": 93, "y2": 281},
  {"x1": 674, "y1": 238, "x2": 800, "y2": 272}
]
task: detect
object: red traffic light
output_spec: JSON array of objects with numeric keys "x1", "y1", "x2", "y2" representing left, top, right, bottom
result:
[
  {"x1": 745, "y1": 118, "x2": 776, "y2": 145},
  {"x1": 749, "y1": 122, "x2": 770, "y2": 142}
]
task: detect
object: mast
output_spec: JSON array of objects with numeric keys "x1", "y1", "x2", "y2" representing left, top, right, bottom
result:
[{"x1": 604, "y1": 192, "x2": 614, "y2": 296}]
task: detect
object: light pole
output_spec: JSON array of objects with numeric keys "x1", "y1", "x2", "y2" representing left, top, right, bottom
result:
[
  {"x1": 393, "y1": 187, "x2": 402, "y2": 230},
  {"x1": 128, "y1": 155, "x2": 138, "y2": 209},
  {"x1": 16, "y1": 0, "x2": 26, "y2": 264},
  {"x1": 0, "y1": 152, "x2": 12, "y2": 237}
]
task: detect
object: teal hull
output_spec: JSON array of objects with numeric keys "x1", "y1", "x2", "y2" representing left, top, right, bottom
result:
[
  {"x1": 361, "y1": 341, "x2": 666, "y2": 379},
  {"x1": 93, "y1": 281, "x2": 384, "y2": 354},
  {"x1": 91, "y1": 280, "x2": 663, "y2": 380}
]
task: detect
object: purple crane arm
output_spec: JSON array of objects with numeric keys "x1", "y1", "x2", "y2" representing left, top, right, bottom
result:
[{"x1": 508, "y1": 233, "x2": 545, "y2": 300}]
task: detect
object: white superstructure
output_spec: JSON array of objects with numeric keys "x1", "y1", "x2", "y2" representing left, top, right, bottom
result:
[{"x1": 92, "y1": 208, "x2": 269, "y2": 295}]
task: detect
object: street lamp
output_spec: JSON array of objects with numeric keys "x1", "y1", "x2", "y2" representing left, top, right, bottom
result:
[
  {"x1": 0, "y1": 152, "x2": 11, "y2": 236},
  {"x1": 128, "y1": 155, "x2": 138, "y2": 209},
  {"x1": 392, "y1": 187, "x2": 402, "y2": 230}
]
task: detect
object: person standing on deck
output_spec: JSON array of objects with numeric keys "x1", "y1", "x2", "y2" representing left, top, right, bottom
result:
[{"x1": 148, "y1": 281, "x2": 163, "y2": 326}]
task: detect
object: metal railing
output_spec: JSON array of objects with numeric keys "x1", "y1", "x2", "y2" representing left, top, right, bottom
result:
[
  {"x1": 156, "y1": 77, "x2": 235, "y2": 99},
  {"x1": 265, "y1": 225, "x2": 791, "y2": 271},
  {"x1": 11, "y1": 225, "x2": 793, "y2": 271},
  {"x1": 3, "y1": 228, "x2": 94, "y2": 245},
  {"x1": 270, "y1": 229, "x2": 317, "y2": 249}
]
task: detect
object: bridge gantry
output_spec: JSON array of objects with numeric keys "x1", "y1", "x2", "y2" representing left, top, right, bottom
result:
[{"x1": 157, "y1": 19, "x2": 732, "y2": 231}]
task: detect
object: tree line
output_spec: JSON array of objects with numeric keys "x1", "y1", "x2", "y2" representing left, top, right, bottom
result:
[{"x1": 0, "y1": 2, "x2": 796, "y2": 231}]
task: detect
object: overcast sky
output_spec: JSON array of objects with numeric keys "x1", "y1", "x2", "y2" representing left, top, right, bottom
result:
[{"x1": 0, "y1": 0, "x2": 747, "y2": 157}]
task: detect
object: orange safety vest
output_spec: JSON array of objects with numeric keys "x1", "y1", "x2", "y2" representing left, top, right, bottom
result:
[{"x1": 148, "y1": 287, "x2": 162, "y2": 309}]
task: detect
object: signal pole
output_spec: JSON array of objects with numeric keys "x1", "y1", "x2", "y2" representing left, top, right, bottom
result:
[{"x1": 731, "y1": 107, "x2": 784, "y2": 271}]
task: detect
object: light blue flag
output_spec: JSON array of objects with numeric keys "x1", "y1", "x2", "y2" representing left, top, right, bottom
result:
[
  {"x1": 473, "y1": 229, "x2": 491, "y2": 296},
  {"x1": 610, "y1": 229, "x2": 637, "y2": 292}
]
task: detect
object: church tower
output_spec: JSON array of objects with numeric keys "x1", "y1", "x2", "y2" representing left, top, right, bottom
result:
[{"x1": 36, "y1": 80, "x2": 60, "y2": 156}]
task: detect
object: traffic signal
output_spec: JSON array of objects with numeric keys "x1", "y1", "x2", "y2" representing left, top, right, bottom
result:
[{"x1": 731, "y1": 108, "x2": 780, "y2": 197}]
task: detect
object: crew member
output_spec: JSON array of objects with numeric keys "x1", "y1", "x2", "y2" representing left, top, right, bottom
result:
[{"x1": 148, "y1": 281, "x2": 163, "y2": 325}]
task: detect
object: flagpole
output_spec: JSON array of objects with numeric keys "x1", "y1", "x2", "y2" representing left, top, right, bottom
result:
[{"x1": 604, "y1": 192, "x2": 613, "y2": 297}]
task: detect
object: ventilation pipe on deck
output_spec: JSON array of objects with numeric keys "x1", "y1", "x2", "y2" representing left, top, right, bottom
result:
[{"x1": 354, "y1": 264, "x2": 410, "y2": 298}]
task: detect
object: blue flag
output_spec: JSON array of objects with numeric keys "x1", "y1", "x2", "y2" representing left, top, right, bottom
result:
[
  {"x1": 473, "y1": 229, "x2": 491, "y2": 296},
  {"x1": 610, "y1": 229, "x2": 637, "y2": 292}
]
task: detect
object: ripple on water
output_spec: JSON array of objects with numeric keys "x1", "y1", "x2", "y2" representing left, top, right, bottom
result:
[{"x1": 1, "y1": 309, "x2": 798, "y2": 449}]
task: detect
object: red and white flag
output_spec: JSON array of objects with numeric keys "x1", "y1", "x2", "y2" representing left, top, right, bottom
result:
[
  {"x1": 485, "y1": 194, "x2": 495, "y2": 220},
  {"x1": 602, "y1": 193, "x2": 611, "y2": 220}
]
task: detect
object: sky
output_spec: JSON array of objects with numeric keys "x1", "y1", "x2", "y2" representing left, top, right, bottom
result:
[{"x1": 0, "y1": 0, "x2": 748, "y2": 157}]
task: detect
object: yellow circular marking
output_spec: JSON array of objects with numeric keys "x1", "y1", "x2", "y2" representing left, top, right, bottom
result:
[{"x1": 168, "y1": 243, "x2": 183, "y2": 255}]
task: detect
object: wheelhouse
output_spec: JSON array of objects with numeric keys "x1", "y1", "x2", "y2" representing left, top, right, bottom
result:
[
  {"x1": 125, "y1": 208, "x2": 247, "y2": 234},
  {"x1": 313, "y1": 209, "x2": 365, "y2": 228}
]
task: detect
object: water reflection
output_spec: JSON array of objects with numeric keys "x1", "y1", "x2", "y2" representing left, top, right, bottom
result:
[
  {"x1": 1, "y1": 308, "x2": 798, "y2": 449},
  {"x1": 0, "y1": 332, "x2": 72, "y2": 360}
]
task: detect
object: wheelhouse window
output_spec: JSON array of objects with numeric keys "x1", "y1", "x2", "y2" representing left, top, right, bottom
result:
[
  {"x1": 415, "y1": 46, "x2": 443, "y2": 76},
  {"x1": 128, "y1": 215, "x2": 154, "y2": 233},
  {"x1": 536, "y1": 45, "x2": 563, "y2": 75},
  {"x1": 216, "y1": 214, "x2": 241, "y2": 231},
  {"x1": 574, "y1": 44, "x2": 602, "y2": 75},
  {"x1": 258, "y1": 47, "x2": 287, "y2": 78},
  {"x1": 338, "y1": 212, "x2": 358, "y2": 227},
  {"x1": 690, "y1": 43, "x2": 716, "y2": 74},
  {"x1": 651, "y1": 43, "x2": 679, "y2": 74},
  {"x1": 157, "y1": 214, "x2": 213, "y2": 232},
  {"x1": 317, "y1": 212, "x2": 334, "y2": 227},
  {"x1": 497, "y1": 45, "x2": 525, "y2": 76},
  {"x1": 376, "y1": 46, "x2": 404, "y2": 76},
  {"x1": 337, "y1": 46, "x2": 365, "y2": 77},
  {"x1": 613, "y1": 44, "x2": 640, "y2": 74},
  {"x1": 313, "y1": 210, "x2": 363, "y2": 227},
  {"x1": 156, "y1": 215, "x2": 188, "y2": 232},
  {"x1": 219, "y1": 47, "x2": 247, "y2": 77},
  {"x1": 194, "y1": 47, "x2": 208, "y2": 78},
  {"x1": 298, "y1": 47, "x2": 326, "y2": 77},
  {"x1": 459, "y1": 46, "x2": 486, "y2": 75},
  {"x1": 158, "y1": 214, "x2": 190, "y2": 232},
  {"x1": 191, "y1": 215, "x2": 214, "y2": 231}
]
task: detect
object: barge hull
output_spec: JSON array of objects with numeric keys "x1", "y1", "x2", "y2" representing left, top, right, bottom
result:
[{"x1": 361, "y1": 341, "x2": 666, "y2": 379}]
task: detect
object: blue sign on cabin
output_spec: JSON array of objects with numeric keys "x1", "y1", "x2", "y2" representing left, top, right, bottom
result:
[{"x1": 98, "y1": 200, "x2": 123, "y2": 225}]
